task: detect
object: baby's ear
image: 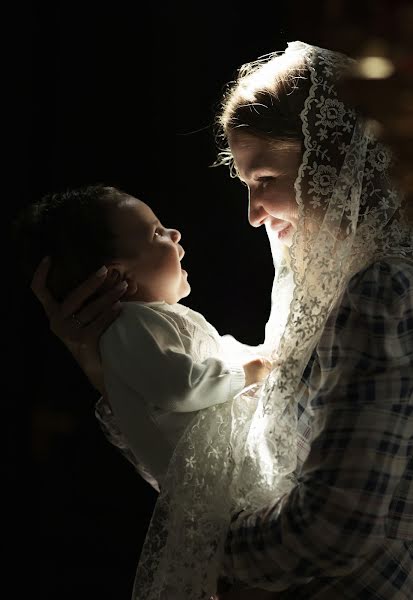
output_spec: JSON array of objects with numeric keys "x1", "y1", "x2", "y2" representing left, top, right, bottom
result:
[
  {"x1": 107, "y1": 267, "x2": 121, "y2": 284},
  {"x1": 99, "y1": 267, "x2": 122, "y2": 291},
  {"x1": 122, "y1": 275, "x2": 138, "y2": 298}
]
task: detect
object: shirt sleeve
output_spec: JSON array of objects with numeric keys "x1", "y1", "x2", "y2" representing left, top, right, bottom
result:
[
  {"x1": 100, "y1": 303, "x2": 245, "y2": 413},
  {"x1": 222, "y1": 260, "x2": 413, "y2": 591}
]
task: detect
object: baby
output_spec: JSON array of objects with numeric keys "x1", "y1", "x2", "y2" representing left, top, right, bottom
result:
[{"x1": 15, "y1": 184, "x2": 271, "y2": 491}]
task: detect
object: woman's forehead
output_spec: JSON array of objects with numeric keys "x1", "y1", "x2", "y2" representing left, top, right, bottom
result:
[{"x1": 228, "y1": 131, "x2": 301, "y2": 178}]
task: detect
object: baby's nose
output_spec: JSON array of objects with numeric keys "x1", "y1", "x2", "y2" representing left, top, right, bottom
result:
[{"x1": 170, "y1": 228, "x2": 181, "y2": 242}]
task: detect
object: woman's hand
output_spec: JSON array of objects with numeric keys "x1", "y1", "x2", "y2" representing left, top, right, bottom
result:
[
  {"x1": 243, "y1": 357, "x2": 272, "y2": 387},
  {"x1": 31, "y1": 257, "x2": 127, "y2": 393}
]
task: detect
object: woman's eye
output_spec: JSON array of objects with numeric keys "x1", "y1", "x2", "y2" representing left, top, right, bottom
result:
[
  {"x1": 257, "y1": 176, "x2": 276, "y2": 190},
  {"x1": 154, "y1": 230, "x2": 161, "y2": 238}
]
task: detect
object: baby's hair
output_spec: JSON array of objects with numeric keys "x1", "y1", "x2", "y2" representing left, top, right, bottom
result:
[
  {"x1": 213, "y1": 49, "x2": 311, "y2": 177},
  {"x1": 13, "y1": 184, "x2": 129, "y2": 301}
]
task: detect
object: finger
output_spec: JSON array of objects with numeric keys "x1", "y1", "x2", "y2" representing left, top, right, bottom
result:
[
  {"x1": 30, "y1": 257, "x2": 59, "y2": 318},
  {"x1": 75, "y1": 281, "x2": 128, "y2": 325},
  {"x1": 60, "y1": 266, "x2": 108, "y2": 319}
]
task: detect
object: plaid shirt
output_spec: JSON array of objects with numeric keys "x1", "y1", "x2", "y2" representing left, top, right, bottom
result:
[{"x1": 223, "y1": 258, "x2": 413, "y2": 599}]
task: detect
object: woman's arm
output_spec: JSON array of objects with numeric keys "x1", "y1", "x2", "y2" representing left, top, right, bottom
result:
[
  {"x1": 30, "y1": 257, "x2": 127, "y2": 393},
  {"x1": 65, "y1": 342, "x2": 106, "y2": 395}
]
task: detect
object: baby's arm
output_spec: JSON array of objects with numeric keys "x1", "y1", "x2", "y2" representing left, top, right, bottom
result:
[{"x1": 100, "y1": 304, "x2": 247, "y2": 413}]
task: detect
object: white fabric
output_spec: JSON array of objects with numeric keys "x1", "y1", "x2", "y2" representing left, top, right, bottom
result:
[{"x1": 99, "y1": 300, "x2": 245, "y2": 489}]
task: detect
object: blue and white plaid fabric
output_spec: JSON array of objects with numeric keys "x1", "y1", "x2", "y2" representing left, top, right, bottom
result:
[{"x1": 223, "y1": 258, "x2": 413, "y2": 599}]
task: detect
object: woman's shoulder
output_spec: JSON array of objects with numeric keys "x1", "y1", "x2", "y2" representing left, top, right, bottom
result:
[{"x1": 345, "y1": 257, "x2": 413, "y2": 316}]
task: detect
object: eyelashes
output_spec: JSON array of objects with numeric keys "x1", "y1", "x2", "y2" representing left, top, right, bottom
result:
[{"x1": 238, "y1": 175, "x2": 277, "y2": 191}]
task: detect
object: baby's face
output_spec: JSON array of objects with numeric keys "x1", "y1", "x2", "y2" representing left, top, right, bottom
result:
[{"x1": 109, "y1": 196, "x2": 190, "y2": 304}]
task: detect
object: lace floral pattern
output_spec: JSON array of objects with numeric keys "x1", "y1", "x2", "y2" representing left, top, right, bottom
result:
[
  {"x1": 133, "y1": 41, "x2": 413, "y2": 599},
  {"x1": 134, "y1": 388, "x2": 296, "y2": 599}
]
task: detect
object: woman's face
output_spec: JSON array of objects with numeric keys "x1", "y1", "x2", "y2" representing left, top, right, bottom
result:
[{"x1": 228, "y1": 130, "x2": 302, "y2": 247}]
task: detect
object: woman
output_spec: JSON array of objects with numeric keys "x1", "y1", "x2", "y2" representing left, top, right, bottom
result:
[{"x1": 32, "y1": 42, "x2": 413, "y2": 599}]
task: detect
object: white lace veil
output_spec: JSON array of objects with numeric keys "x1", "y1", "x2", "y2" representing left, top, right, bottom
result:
[{"x1": 132, "y1": 41, "x2": 413, "y2": 599}]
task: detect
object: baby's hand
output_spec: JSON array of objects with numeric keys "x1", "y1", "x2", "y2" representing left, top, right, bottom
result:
[{"x1": 243, "y1": 357, "x2": 272, "y2": 387}]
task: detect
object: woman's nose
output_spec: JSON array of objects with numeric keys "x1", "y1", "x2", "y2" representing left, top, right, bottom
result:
[
  {"x1": 170, "y1": 228, "x2": 181, "y2": 243},
  {"x1": 248, "y1": 192, "x2": 268, "y2": 228}
]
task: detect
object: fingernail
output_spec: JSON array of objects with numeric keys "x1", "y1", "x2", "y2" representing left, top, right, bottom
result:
[
  {"x1": 116, "y1": 281, "x2": 128, "y2": 290},
  {"x1": 96, "y1": 266, "x2": 108, "y2": 277},
  {"x1": 42, "y1": 256, "x2": 51, "y2": 264}
]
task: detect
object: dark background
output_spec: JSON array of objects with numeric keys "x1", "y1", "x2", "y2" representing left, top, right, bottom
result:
[{"x1": 8, "y1": 2, "x2": 388, "y2": 598}]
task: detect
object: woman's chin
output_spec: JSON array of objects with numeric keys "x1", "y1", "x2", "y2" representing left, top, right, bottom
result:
[{"x1": 277, "y1": 224, "x2": 295, "y2": 246}]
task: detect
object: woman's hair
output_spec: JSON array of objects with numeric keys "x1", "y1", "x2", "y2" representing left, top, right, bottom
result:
[
  {"x1": 213, "y1": 51, "x2": 311, "y2": 175},
  {"x1": 13, "y1": 184, "x2": 128, "y2": 301}
]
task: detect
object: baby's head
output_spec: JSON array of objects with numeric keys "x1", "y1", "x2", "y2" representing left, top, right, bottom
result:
[{"x1": 14, "y1": 184, "x2": 190, "y2": 305}]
